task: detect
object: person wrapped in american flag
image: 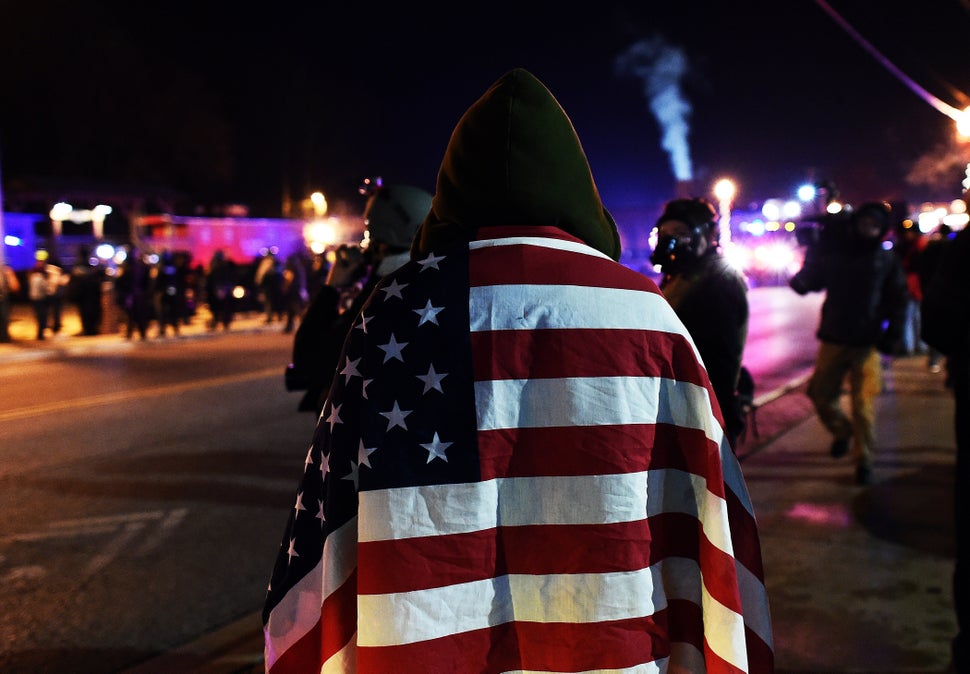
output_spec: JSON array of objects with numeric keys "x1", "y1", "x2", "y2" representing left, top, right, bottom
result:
[{"x1": 263, "y1": 67, "x2": 774, "y2": 673}]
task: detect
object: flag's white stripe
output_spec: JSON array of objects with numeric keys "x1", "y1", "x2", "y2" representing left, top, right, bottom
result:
[
  {"x1": 503, "y1": 661, "x2": 666, "y2": 674},
  {"x1": 358, "y1": 469, "x2": 732, "y2": 558},
  {"x1": 475, "y1": 375, "x2": 721, "y2": 441},
  {"x1": 357, "y1": 556, "x2": 739, "y2": 648},
  {"x1": 361, "y1": 472, "x2": 646, "y2": 540},
  {"x1": 468, "y1": 283, "x2": 687, "y2": 337},
  {"x1": 701, "y1": 577, "x2": 749, "y2": 672},
  {"x1": 721, "y1": 439, "x2": 757, "y2": 518},
  {"x1": 469, "y1": 235, "x2": 613, "y2": 260},
  {"x1": 264, "y1": 517, "x2": 357, "y2": 670},
  {"x1": 737, "y1": 556, "x2": 774, "y2": 649}
]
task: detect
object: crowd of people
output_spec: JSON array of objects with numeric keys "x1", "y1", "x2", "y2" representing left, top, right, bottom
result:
[{"x1": 7, "y1": 245, "x2": 326, "y2": 342}]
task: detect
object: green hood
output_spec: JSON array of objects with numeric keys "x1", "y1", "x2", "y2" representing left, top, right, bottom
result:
[{"x1": 411, "y1": 68, "x2": 621, "y2": 261}]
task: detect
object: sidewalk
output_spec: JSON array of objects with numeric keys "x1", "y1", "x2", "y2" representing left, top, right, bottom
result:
[
  {"x1": 2, "y1": 298, "x2": 960, "y2": 672},
  {"x1": 742, "y1": 354, "x2": 959, "y2": 673},
  {"x1": 0, "y1": 299, "x2": 281, "y2": 361}
]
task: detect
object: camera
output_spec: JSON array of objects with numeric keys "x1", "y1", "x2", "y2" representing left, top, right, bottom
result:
[{"x1": 794, "y1": 211, "x2": 852, "y2": 251}]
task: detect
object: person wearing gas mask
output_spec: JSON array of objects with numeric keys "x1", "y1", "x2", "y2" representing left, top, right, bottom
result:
[
  {"x1": 650, "y1": 197, "x2": 750, "y2": 451},
  {"x1": 284, "y1": 181, "x2": 433, "y2": 415},
  {"x1": 789, "y1": 202, "x2": 908, "y2": 485}
]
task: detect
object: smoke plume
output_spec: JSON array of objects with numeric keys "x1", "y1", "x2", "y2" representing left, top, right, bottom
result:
[{"x1": 615, "y1": 37, "x2": 693, "y2": 183}]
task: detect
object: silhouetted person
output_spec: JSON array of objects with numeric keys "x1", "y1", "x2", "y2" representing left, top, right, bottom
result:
[
  {"x1": 650, "y1": 196, "x2": 750, "y2": 451},
  {"x1": 116, "y1": 248, "x2": 154, "y2": 340},
  {"x1": 921, "y1": 221, "x2": 970, "y2": 674},
  {"x1": 789, "y1": 202, "x2": 908, "y2": 485},
  {"x1": 69, "y1": 245, "x2": 105, "y2": 336},
  {"x1": 264, "y1": 68, "x2": 773, "y2": 673},
  {"x1": 285, "y1": 182, "x2": 432, "y2": 414},
  {"x1": 205, "y1": 250, "x2": 235, "y2": 331}
]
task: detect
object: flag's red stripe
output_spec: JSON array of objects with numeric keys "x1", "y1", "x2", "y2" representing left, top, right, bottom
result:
[
  {"x1": 470, "y1": 326, "x2": 707, "y2": 383},
  {"x1": 267, "y1": 617, "x2": 321, "y2": 674},
  {"x1": 320, "y1": 569, "x2": 357, "y2": 663},
  {"x1": 357, "y1": 511, "x2": 739, "y2": 611},
  {"x1": 469, "y1": 238, "x2": 663, "y2": 294},
  {"x1": 745, "y1": 625, "x2": 776, "y2": 674},
  {"x1": 725, "y1": 484, "x2": 766, "y2": 581},
  {"x1": 477, "y1": 422, "x2": 726, "y2": 499},
  {"x1": 357, "y1": 612, "x2": 672, "y2": 673}
]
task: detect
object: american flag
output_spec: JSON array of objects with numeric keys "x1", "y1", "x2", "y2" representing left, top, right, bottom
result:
[{"x1": 263, "y1": 225, "x2": 773, "y2": 673}]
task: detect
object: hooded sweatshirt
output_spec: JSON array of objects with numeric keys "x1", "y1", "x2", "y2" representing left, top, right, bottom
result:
[{"x1": 411, "y1": 68, "x2": 621, "y2": 261}]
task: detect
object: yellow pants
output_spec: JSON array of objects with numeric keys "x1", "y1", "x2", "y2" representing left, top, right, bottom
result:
[{"x1": 806, "y1": 341, "x2": 883, "y2": 467}]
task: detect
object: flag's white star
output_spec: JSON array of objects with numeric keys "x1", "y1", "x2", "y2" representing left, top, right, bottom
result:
[
  {"x1": 378, "y1": 334, "x2": 408, "y2": 363},
  {"x1": 421, "y1": 432, "x2": 453, "y2": 463},
  {"x1": 325, "y1": 402, "x2": 342, "y2": 433},
  {"x1": 320, "y1": 451, "x2": 330, "y2": 476},
  {"x1": 358, "y1": 439, "x2": 377, "y2": 468},
  {"x1": 316, "y1": 499, "x2": 325, "y2": 527},
  {"x1": 413, "y1": 300, "x2": 444, "y2": 326},
  {"x1": 304, "y1": 446, "x2": 314, "y2": 470},
  {"x1": 417, "y1": 252, "x2": 446, "y2": 271},
  {"x1": 380, "y1": 400, "x2": 412, "y2": 430},
  {"x1": 341, "y1": 460, "x2": 360, "y2": 491},
  {"x1": 287, "y1": 537, "x2": 299, "y2": 563},
  {"x1": 341, "y1": 356, "x2": 362, "y2": 383},
  {"x1": 362, "y1": 379, "x2": 373, "y2": 399},
  {"x1": 380, "y1": 278, "x2": 408, "y2": 300},
  {"x1": 354, "y1": 313, "x2": 372, "y2": 333},
  {"x1": 294, "y1": 490, "x2": 307, "y2": 514},
  {"x1": 416, "y1": 364, "x2": 448, "y2": 394}
]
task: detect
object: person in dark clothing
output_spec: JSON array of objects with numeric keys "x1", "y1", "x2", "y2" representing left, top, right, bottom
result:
[
  {"x1": 918, "y1": 224, "x2": 952, "y2": 372},
  {"x1": 116, "y1": 249, "x2": 154, "y2": 340},
  {"x1": 155, "y1": 249, "x2": 189, "y2": 337},
  {"x1": 921, "y1": 222, "x2": 970, "y2": 674},
  {"x1": 69, "y1": 245, "x2": 105, "y2": 336},
  {"x1": 789, "y1": 202, "x2": 908, "y2": 485},
  {"x1": 205, "y1": 250, "x2": 236, "y2": 331},
  {"x1": 285, "y1": 182, "x2": 433, "y2": 415},
  {"x1": 650, "y1": 197, "x2": 750, "y2": 451}
]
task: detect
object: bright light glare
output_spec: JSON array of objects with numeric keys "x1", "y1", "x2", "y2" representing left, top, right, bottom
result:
[
  {"x1": 4, "y1": 235, "x2": 23, "y2": 246},
  {"x1": 95, "y1": 243, "x2": 115, "y2": 260},
  {"x1": 304, "y1": 219, "x2": 338, "y2": 249},
  {"x1": 761, "y1": 199, "x2": 781, "y2": 220},
  {"x1": 755, "y1": 242, "x2": 797, "y2": 272},
  {"x1": 957, "y1": 106, "x2": 970, "y2": 138},
  {"x1": 49, "y1": 202, "x2": 72, "y2": 221},
  {"x1": 781, "y1": 200, "x2": 802, "y2": 219},
  {"x1": 721, "y1": 242, "x2": 749, "y2": 273},
  {"x1": 826, "y1": 201, "x2": 844, "y2": 214},
  {"x1": 797, "y1": 184, "x2": 816, "y2": 201},
  {"x1": 713, "y1": 178, "x2": 736, "y2": 202}
]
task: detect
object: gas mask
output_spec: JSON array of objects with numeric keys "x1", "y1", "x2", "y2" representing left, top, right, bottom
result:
[{"x1": 650, "y1": 230, "x2": 703, "y2": 274}]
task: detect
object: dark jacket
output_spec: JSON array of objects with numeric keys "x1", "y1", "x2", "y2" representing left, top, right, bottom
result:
[
  {"x1": 921, "y1": 226, "x2": 970, "y2": 362},
  {"x1": 790, "y1": 239, "x2": 907, "y2": 348},
  {"x1": 660, "y1": 251, "x2": 749, "y2": 438},
  {"x1": 288, "y1": 274, "x2": 380, "y2": 414}
]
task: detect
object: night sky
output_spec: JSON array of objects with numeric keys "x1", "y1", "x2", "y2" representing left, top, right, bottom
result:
[{"x1": 2, "y1": 1, "x2": 970, "y2": 223}]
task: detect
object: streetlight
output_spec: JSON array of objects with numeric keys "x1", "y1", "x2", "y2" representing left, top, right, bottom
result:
[{"x1": 713, "y1": 178, "x2": 736, "y2": 245}]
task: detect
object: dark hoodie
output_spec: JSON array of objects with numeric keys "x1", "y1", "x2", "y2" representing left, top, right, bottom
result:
[{"x1": 410, "y1": 68, "x2": 621, "y2": 262}]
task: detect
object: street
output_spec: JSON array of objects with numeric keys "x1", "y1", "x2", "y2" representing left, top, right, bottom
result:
[
  {"x1": 0, "y1": 287, "x2": 831, "y2": 672},
  {"x1": 0, "y1": 327, "x2": 313, "y2": 673}
]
